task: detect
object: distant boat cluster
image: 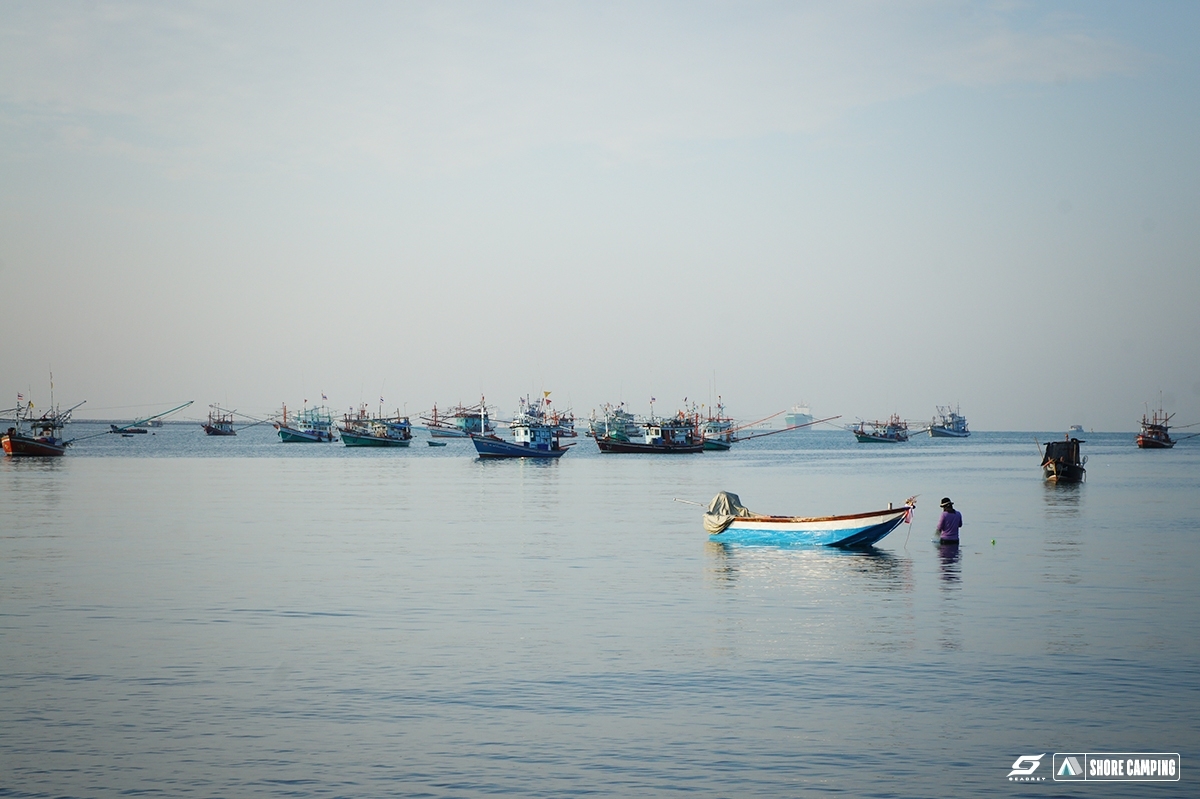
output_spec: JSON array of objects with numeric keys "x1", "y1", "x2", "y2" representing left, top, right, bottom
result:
[
  {"x1": 6, "y1": 384, "x2": 1196, "y2": 554},
  {"x1": 4, "y1": 385, "x2": 1194, "y2": 478}
]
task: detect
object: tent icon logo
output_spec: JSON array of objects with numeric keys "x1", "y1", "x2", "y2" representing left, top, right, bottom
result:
[{"x1": 1054, "y1": 754, "x2": 1087, "y2": 780}]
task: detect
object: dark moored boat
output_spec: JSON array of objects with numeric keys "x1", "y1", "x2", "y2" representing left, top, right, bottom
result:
[
  {"x1": 852, "y1": 414, "x2": 908, "y2": 443},
  {"x1": 1042, "y1": 436, "x2": 1087, "y2": 483},
  {"x1": 203, "y1": 406, "x2": 237, "y2": 436},
  {"x1": 1137, "y1": 405, "x2": 1174, "y2": 449},
  {"x1": 3, "y1": 401, "x2": 84, "y2": 457}
]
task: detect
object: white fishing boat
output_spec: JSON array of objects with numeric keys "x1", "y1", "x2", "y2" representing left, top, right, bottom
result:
[
  {"x1": 275, "y1": 403, "x2": 336, "y2": 442},
  {"x1": 929, "y1": 405, "x2": 970, "y2": 438}
]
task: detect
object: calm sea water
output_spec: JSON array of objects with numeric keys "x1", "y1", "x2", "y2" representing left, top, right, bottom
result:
[{"x1": 2, "y1": 425, "x2": 1196, "y2": 797}]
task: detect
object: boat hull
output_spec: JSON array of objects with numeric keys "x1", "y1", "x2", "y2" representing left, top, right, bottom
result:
[
  {"x1": 596, "y1": 437, "x2": 704, "y2": 454},
  {"x1": 702, "y1": 438, "x2": 732, "y2": 451},
  {"x1": 929, "y1": 427, "x2": 970, "y2": 438},
  {"x1": 276, "y1": 424, "x2": 334, "y2": 442},
  {"x1": 1136, "y1": 435, "x2": 1174, "y2": 449},
  {"x1": 714, "y1": 507, "x2": 911, "y2": 548},
  {"x1": 202, "y1": 425, "x2": 236, "y2": 436},
  {"x1": 428, "y1": 427, "x2": 469, "y2": 438},
  {"x1": 471, "y1": 435, "x2": 567, "y2": 459},
  {"x1": 2, "y1": 432, "x2": 68, "y2": 456},
  {"x1": 341, "y1": 430, "x2": 410, "y2": 447},
  {"x1": 854, "y1": 432, "x2": 906, "y2": 443},
  {"x1": 1043, "y1": 463, "x2": 1086, "y2": 483}
]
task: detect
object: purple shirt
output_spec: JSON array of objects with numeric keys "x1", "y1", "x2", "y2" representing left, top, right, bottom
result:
[{"x1": 936, "y1": 509, "x2": 962, "y2": 542}]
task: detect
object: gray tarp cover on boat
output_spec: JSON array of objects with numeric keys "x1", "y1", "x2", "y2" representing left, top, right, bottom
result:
[{"x1": 703, "y1": 491, "x2": 755, "y2": 535}]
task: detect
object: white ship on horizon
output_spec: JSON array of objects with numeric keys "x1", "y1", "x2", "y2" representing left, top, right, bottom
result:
[{"x1": 784, "y1": 403, "x2": 814, "y2": 429}]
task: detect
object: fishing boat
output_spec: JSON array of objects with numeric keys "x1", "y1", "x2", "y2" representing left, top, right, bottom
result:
[
  {"x1": 595, "y1": 410, "x2": 705, "y2": 454},
  {"x1": 421, "y1": 400, "x2": 494, "y2": 438},
  {"x1": 338, "y1": 405, "x2": 412, "y2": 447},
  {"x1": 1041, "y1": 435, "x2": 1086, "y2": 482},
  {"x1": 928, "y1": 405, "x2": 970, "y2": 438},
  {"x1": 470, "y1": 395, "x2": 570, "y2": 459},
  {"x1": 202, "y1": 406, "x2": 237, "y2": 436},
  {"x1": 701, "y1": 399, "x2": 734, "y2": 451},
  {"x1": 588, "y1": 403, "x2": 640, "y2": 440},
  {"x1": 274, "y1": 403, "x2": 336, "y2": 442},
  {"x1": 548, "y1": 408, "x2": 577, "y2": 438},
  {"x1": 110, "y1": 424, "x2": 148, "y2": 434},
  {"x1": 852, "y1": 415, "x2": 909, "y2": 443},
  {"x1": 703, "y1": 491, "x2": 916, "y2": 548},
  {"x1": 1137, "y1": 405, "x2": 1174, "y2": 449},
  {"x1": 2, "y1": 400, "x2": 84, "y2": 457}
]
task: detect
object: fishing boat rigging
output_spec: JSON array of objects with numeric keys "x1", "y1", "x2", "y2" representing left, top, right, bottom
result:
[
  {"x1": 851, "y1": 414, "x2": 909, "y2": 443},
  {"x1": 2, "y1": 399, "x2": 86, "y2": 456}
]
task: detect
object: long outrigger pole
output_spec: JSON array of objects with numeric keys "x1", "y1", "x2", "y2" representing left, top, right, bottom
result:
[
  {"x1": 735, "y1": 414, "x2": 842, "y2": 442},
  {"x1": 71, "y1": 400, "x2": 194, "y2": 442}
]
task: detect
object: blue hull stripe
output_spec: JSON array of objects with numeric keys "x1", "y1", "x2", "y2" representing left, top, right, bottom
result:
[
  {"x1": 713, "y1": 515, "x2": 907, "y2": 548},
  {"x1": 471, "y1": 438, "x2": 566, "y2": 459}
]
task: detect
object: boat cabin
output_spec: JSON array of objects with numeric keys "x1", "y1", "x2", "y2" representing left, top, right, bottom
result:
[{"x1": 513, "y1": 421, "x2": 556, "y2": 450}]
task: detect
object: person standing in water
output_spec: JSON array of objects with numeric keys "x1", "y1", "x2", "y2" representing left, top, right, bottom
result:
[{"x1": 936, "y1": 497, "x2": 962, "y2": 545}]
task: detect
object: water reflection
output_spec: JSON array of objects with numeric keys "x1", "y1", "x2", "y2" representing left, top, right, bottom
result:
[
  {"x1": 706, "y1": 542, "x2": 912, "y2": 594},
  {"x1": 704, "y1": 543, "x2": 917, "y2": 656},
  {"x1": 935, "y1": 542, "x2": 962, "y2": 650},
  {"x1": 1042, "y1": 480, "x2": 1083, "y2": 516},
  {"x1": 936, "y1": 543, "x2": 961, "y2": 585},
  {"x1": 1, "y1": 455, "x2": 67, "y2": 474}
]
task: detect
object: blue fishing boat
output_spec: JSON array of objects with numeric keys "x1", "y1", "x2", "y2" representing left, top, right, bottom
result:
[
  {"x1": 275, "y1": 403, "x2": 336, "y2": 442},
  {"x1": 470, "y1": 395, "x2": 570, "y2": 459},
  {"x1": 703, "y1": 492, "x2": 915, "y2": 547}
]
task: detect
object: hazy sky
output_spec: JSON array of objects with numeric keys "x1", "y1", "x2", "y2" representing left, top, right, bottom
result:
[{"x1": 2, "y1": 1, "x2": 1197, "y2": 430}]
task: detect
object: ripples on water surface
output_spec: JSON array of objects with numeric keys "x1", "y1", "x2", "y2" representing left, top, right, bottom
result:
[{"x1": 1, "y1": 427, "x2": 1197, "y2": 796}]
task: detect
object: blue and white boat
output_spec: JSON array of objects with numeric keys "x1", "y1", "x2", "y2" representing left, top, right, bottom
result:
[
  {"x1": 470, "y1": 395, "x2": 571, "y2": 459},
  {"x1": 703, "y1": 492, "x2": 915, "y2": 547}
]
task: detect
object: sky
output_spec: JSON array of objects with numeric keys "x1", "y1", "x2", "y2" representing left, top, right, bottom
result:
[{"x1": 2, "y1": 1, "x2": 1198, "y2": 431}]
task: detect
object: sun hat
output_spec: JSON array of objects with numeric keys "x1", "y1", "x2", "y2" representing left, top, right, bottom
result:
[{"x1": 940, "y1": 497, "x2": 953, "y2": 507}]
